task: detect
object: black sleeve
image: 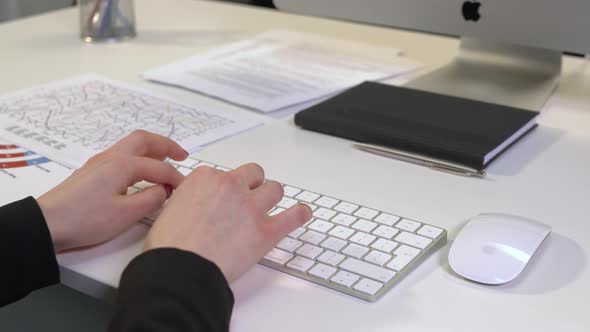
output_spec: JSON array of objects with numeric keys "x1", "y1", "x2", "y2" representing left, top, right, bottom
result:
[
  {"x1": 109, "y1": 248, "x2": 235, "y2": 332},
  {"x1": 0, "y1": 197, "x2": 60, "y2": 307}
]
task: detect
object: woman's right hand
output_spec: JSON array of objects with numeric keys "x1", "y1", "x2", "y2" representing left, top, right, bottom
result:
[{"x1": 144, "y1": 163, "x2": 312, "y2": 282}]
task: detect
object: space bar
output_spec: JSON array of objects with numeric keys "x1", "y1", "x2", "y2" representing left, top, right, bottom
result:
[{"x1": 339, "y1": 258, "x2": 396, "y2": 283}]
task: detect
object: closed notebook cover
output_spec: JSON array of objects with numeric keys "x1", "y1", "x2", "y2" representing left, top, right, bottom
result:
[{"x1": 294, "y1": 82, "x2": 538, "y2": 169}]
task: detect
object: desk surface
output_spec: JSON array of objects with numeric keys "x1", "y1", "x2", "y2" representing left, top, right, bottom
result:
[{"x1": 1, "y1": 0, "x2": 590, "y2": 331}]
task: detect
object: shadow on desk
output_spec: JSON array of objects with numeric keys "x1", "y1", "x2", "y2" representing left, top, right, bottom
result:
[
  {"x1": 557, "y1": 60, "x2": 590, "y2": 109},
  {"x1": 129, "y1": 29, "x2": 244, "y2": 47},
  {"x1": 486, "y1": 126, "x2": 565, "y2": 177},
  {"x1": 440, "y1": 233, "x2": 585, "y2": 295},
  {"x1": 19, "y1": 29, "x2": 244, "y2": 49}
]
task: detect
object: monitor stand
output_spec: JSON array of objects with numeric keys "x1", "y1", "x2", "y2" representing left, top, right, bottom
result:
[{"x1": 405, "y1": 38, "x2": 562, "y2": 111}]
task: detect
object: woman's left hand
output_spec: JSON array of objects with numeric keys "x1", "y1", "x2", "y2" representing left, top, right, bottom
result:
[{"x1": 38, "y1": 130, "x2": 187, "y2": 252}]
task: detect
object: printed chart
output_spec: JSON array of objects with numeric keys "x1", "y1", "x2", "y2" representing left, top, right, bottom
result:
[
  {"x1": 0, "y1": 144, "x2": 50, "y2": 169},
  {"x1": 0, "y1": 140, "x2": 73, "y2": 206}
]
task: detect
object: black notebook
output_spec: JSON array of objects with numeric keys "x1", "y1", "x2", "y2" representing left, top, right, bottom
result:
[{"x1": 294, "y1": 82, "x2": 539, "y2": 170}]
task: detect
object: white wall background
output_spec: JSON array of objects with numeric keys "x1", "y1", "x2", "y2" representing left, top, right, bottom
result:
[{"x1": 0, "y1": 0, "x2": 74, "y2": 22}]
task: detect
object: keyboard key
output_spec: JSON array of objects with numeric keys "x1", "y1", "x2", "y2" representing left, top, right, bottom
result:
[
  {"x1": 417, "y1": 225, "x2": 444, "y2": 239},
  {"x1": 177, "y1": 167, "x2": 192, "y2": 176},
  {"x1": 264, "y1": 248, "x2": 293, "y2": 265},
  {"x1": 363, "y1": 250, "x2": 392, "y2": 266},
  {"x1": 317, "y1": 251, "x2": 345, "y2": 266},
  {"x1": 309, "y1": 263, "x2": 337, "y2": 280},
  {"x1": 387, "y1": 255, "x2": 413, "y2": 272},
  {"x1": 395, "y1": 232, "x2": 432, "y2": 249},
  {"x1": 287, "y1": 256, "x2": 315, "y2": 272},
  {"x1": 170, "y1": 158, "x2": 200, "y2": 169},
  {"x1": 308, "y1": 219, "x2": 335, "y2": 233},
  {"x1": 351, "y1": 219, "x2": 378, "y2": 233},
  {"x1": 328, "y1": 226, "x2": 355, "y2": 240},
  {"x1": 126, "y1": 187, "x2": 140, "y2": 195},
  {"x1": 371, "y1": 238, "x2": 399, "y2": 253},
  {"x1": 313, "y1": 207, "x2": 337, "y2": 221},
  {"x1": 283, "y1": 185, "x2": 302, "y2": 197},
  {"x1": 302, "y1": 203, "x2": 317, "y2": 211},
  {"x1": 349, "y1": 232, "x2": 377, "y2": 246},
  {"x1": 303, "y1": 217, "x2": 315, "y2": 227},
  {"x1": 296, "y1": 191, "x2": 321, "y2": 203},
  {"x1": 277, "y1": 197, "x2": 298, "y2": 209},
  {"x1": 342, "y1": 244, "x2": 369, "y2": 259},
  {"x1": 320, "y1": 237, "x2": 347, "y2": 252},
  {"x1": 395, "y1": 219, "x2": 421, "y2": 232},
  {"x1": 394, "y1": 245, "x2": 421, "y2": 259},
  {"x1": 288, "y1": 227, "x2": 306, "y2": 239},
  {"x1": 331, "y1": 271, "x2": 360, "y2": 288},
  {"x1": 372, "y1": 225, "x2": 399, "y2": 239},
  {"x1": 299, "y1": 230, "x2": 326, "y2": 245},
  {"x1": 374, "y1": 213, "x2": 401, "y2": 226},
  {"x1": 331, "y1": 213, "x2": 357, "y2": 226},
  {"x1": 269, "y1": 208, "x2": 285, "y2": 216},
  {"x1": 134, "y1": 181, "x2": 155, "y2": 190},
  {"x1": 296, "y1": 244, "x2": 324, "y2": 259},
  {"x1": 276, "y1": 238, "x2": 303, "y2": 253},
  {"x1": 340, "y1": 258, "x2": 396, "y2": 283},
  {"x1": 314, "y1": 196, "x2": 339, "y2": 209},
  {"x1": 353, "y1": 278, "x2": 384, "y2": 296},
  {"x1": 353, "y1": 207, "x2": 379, "y2": 220},
  {"x1": 334, "y1": 202, "x2": 359, "y2": 214},
  {"x1": 194, "y1": 162, "x2": 216, "y2": 169}
]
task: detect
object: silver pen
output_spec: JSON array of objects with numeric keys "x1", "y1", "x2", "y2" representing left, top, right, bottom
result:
[{"x1": 353, "y1": 143, "x2": 486, "y2": 178}]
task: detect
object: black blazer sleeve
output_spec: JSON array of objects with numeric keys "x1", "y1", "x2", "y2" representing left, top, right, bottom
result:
[
  {"x1": 109, "y1": 248, "x2": 235, "y2": 332},
  {"x1": 0, "y1": 197, "x2": 60, "y2": 306}
]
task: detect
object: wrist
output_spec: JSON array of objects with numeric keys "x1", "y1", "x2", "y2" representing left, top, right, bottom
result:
[{"x1": 37, "y1": 194, "x2": 69, "y2": 252}]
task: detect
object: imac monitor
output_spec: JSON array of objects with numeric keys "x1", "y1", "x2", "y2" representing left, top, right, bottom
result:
[{"x1": 275, "y1": 0, "x2": 590, "y2": 110}]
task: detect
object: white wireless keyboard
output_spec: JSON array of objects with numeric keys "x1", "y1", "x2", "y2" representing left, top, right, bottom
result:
[{"x1": 131, "y1": 157, "x2": 447, "y2": 302}]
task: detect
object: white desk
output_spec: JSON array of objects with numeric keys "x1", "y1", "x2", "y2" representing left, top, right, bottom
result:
[{"x1": 1, "y1": 0, "x2": 589, "y2": 331}]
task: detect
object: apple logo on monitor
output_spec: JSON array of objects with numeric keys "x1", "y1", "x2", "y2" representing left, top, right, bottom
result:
[{"x1": 462, "y1": 1, "x2": 481, "y2": 22}]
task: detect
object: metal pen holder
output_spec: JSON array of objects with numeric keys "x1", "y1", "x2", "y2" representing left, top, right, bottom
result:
[{"x1": 79, "y1": 0, "x2": 137, "y2": 43}]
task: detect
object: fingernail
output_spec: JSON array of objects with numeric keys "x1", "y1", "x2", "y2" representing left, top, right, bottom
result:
[
  {"x1": 163, "y1": 184, "x2": 173, "y2": 199},
  {"x1": 183, "y1": 149, "x2": 189, "y2": 157}
]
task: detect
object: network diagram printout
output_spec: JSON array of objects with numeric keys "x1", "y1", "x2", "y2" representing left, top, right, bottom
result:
[{"x1": 0, "y1": 75, "x2": 262, "y2": 168}]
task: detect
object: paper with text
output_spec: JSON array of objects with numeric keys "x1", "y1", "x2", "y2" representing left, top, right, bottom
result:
[
  {"x1": 0, "y1": 139, "x2": 72, "y2": 206},
  {"x1": 143, "y1": 30, "x2": 422, "y2": 113},
  {"x1": 0, "y1": 75, "x2": 262, "y2": 168}
]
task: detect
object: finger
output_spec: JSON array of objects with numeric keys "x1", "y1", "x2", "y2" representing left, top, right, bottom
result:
[
  {"x1": 118, "y1": 156, "x2": 184, "y2": 189},
  {"x1": 230, "y1": 163, "x2": 265, "y2": 190},
  {"x1": 118, "y1": 184, "x2": 171, "y2": 223},
  {"x1": 248, "y1": 180, "x2": 284, "y2": 213},
  {"x1": 108, "y1": 130, "x2": 188, "y2": 161},
  {"x1": 264, "y1": 204, "x2": 313, "y2": 240}
]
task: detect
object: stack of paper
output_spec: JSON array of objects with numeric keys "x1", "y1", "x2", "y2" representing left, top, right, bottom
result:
[
  {"x1": 144, "y1": 30, "x2": 422, "y2": 114},
  {"x1": 0, "y1": 75, "x2": 263, "y2": 169}
]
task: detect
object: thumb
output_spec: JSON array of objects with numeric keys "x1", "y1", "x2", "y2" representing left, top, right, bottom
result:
[{"x1": 120, "y1": 184, "x2": 173, "y2": 222}]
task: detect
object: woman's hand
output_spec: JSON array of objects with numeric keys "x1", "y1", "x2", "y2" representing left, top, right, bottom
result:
[
  {"x1": 144, "y1": 163, "x2": 312, "y2": 283},
  {"x1": 38, "y1": 130, "x2": 187, "y2": 252}
]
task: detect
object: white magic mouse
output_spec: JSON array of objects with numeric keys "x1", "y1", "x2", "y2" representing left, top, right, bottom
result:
[{"x1": 448, "y1": 213, "x2": 551, "y2": 285}]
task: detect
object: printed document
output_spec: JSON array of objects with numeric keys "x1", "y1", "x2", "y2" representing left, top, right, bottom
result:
[
  {"x1": 0, "y1": 139, "x2": 72, "y2": 206},
  {"x1": 143, "y1": 30, "x2": 422, "y2": 113},
  {"x1": 0, "y1": 75, "x2": 262, "y2": 168}
]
